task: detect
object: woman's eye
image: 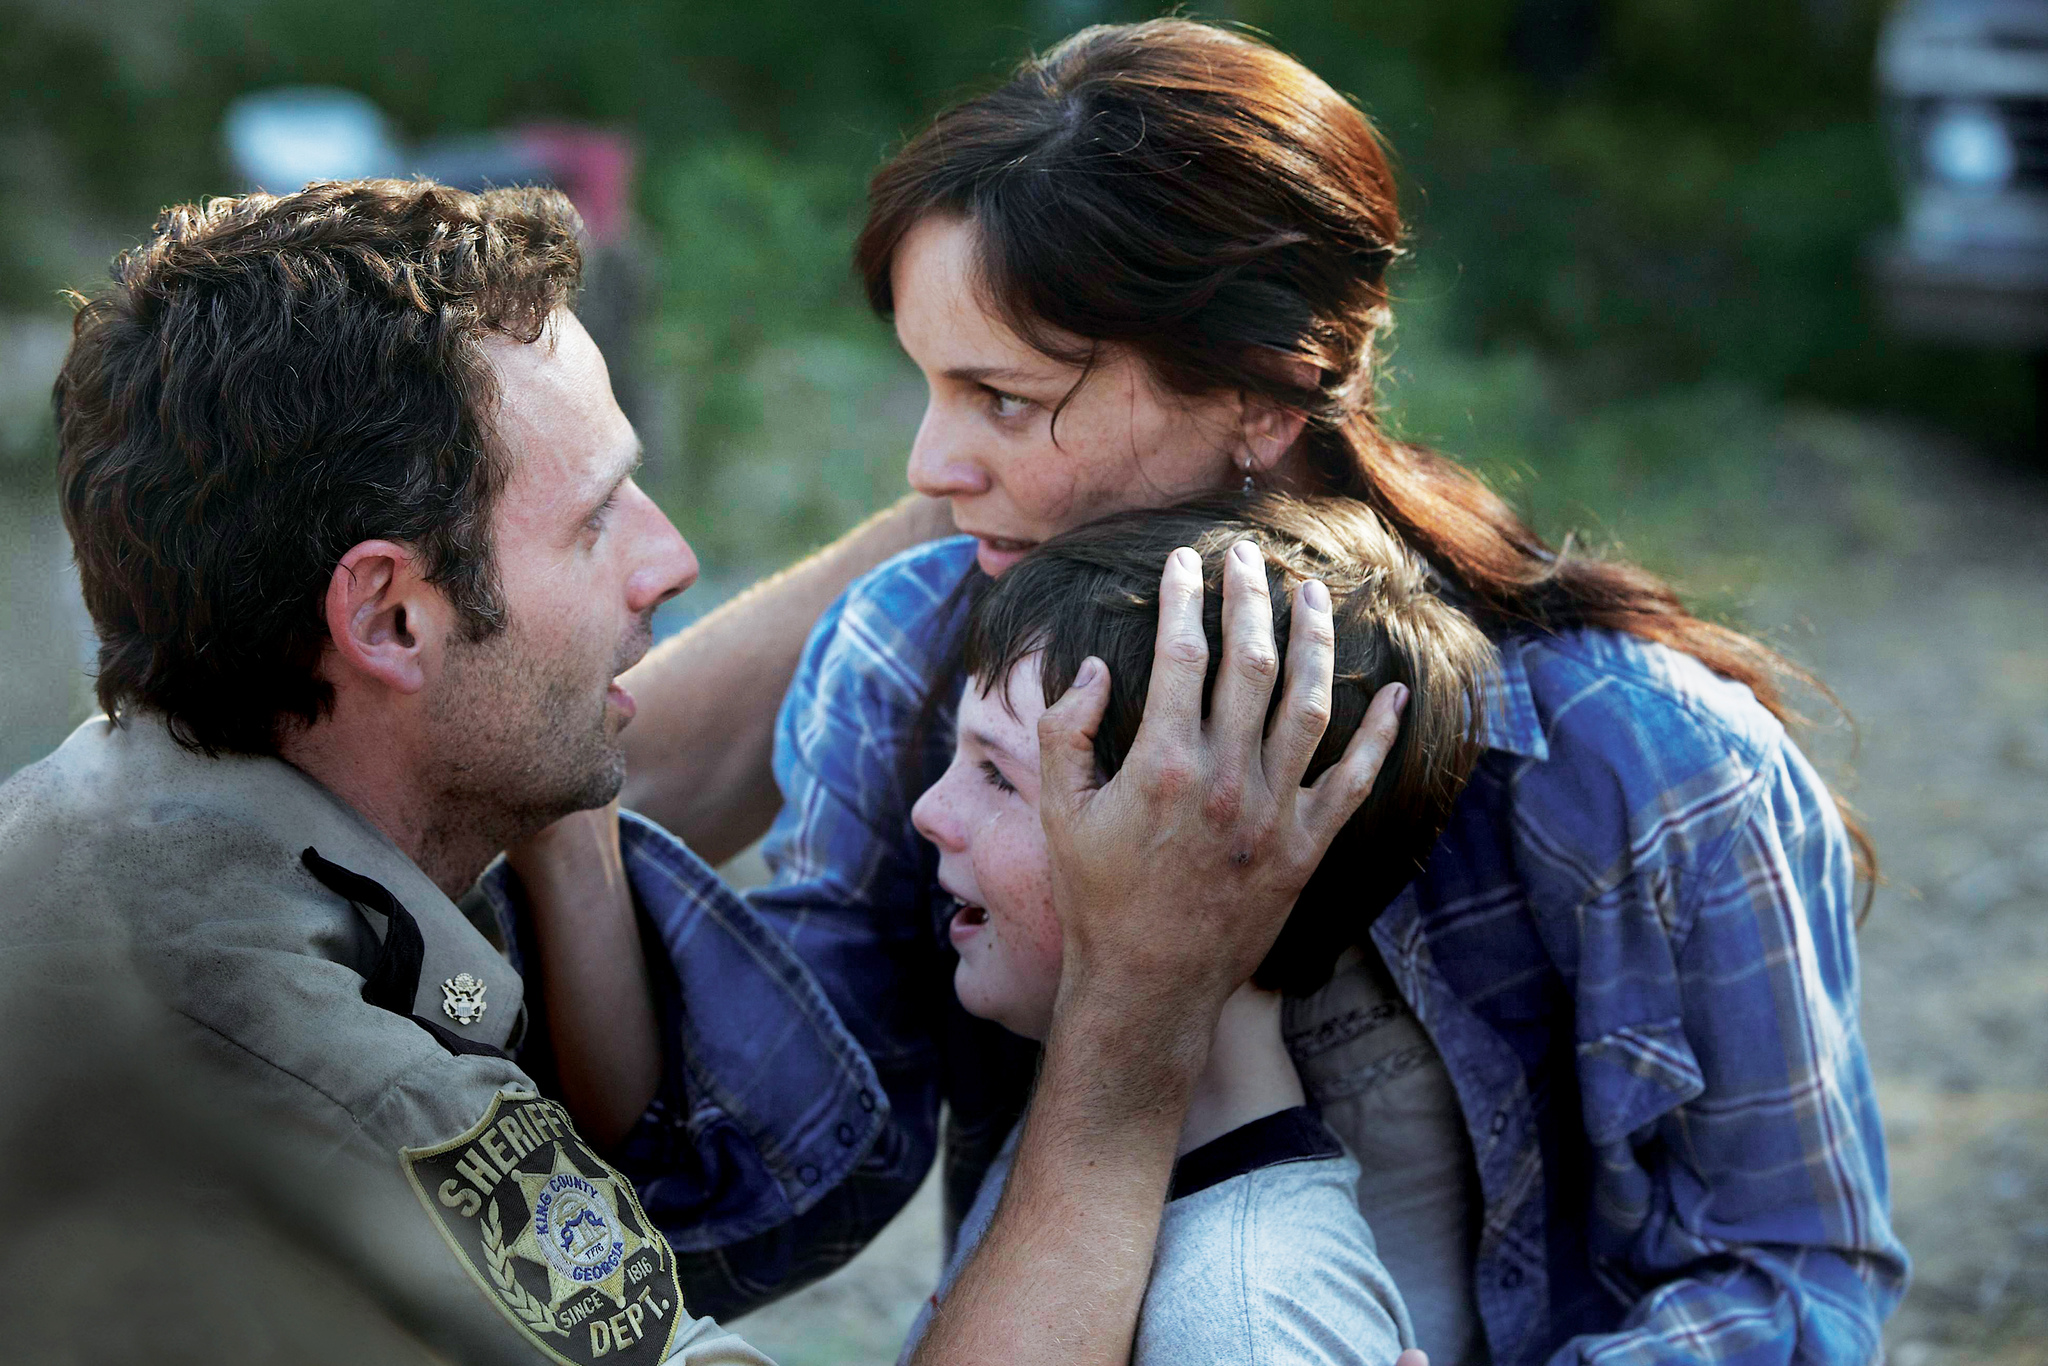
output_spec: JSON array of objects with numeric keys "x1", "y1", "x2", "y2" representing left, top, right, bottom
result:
[
  {"x1": 979, "y1": 760, "x2": 1017, "y2": 795},
  {"x1": 985, "y1": 388, "x2": 1032, "y2": 421}
]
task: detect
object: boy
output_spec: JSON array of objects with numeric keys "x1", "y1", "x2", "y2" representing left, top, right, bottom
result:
[{"x1": 906, "y1": 493, "x2": 1494, "y2": 1365}]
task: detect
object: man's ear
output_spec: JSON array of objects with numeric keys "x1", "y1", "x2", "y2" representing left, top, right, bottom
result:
[
  {"x1": 1240, "y1": 358, "x2": 1320, "y2": 475},
  {"x1": 321, "y1": 540, "x2": 451, "y2": 697}
]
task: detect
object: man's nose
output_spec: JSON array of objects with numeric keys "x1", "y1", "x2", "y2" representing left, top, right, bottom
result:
[
  {"x1": 905, "y1": 402, "x2": 989, "y2": 502},
  {"x1": 626, "y1": 484, "x2": 698, "y2": 613}
]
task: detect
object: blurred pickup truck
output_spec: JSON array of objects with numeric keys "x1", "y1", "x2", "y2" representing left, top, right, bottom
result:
[{"x1": 1876, "y1": 0, "x2": 2048, "y2": 347}]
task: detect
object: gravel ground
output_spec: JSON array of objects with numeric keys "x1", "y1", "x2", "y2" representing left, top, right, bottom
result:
[
  {"x1": 1759, "y1": 415, "x2": 2048, "y2": 1366},
  {"x1": 729, "y1": 413, "x2": 2048, "y2": 1364}
]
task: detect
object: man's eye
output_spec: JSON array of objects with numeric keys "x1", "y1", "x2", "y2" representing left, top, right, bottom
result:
[
  {"x1": 979, "y1": 760, "x2": 1017, "y2": 795},
  {"x1": 584, "y1": 495, "x2": 617, "y2": 534}
]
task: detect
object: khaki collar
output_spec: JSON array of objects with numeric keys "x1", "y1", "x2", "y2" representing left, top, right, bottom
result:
[{"x1": 70, "y1": 714, "x2": 525, "y2": 1051}]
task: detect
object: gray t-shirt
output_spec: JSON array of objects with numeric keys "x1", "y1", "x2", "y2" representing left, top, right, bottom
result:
[
  {"x1": 1285, "y1": 945, "x2": 1489, "y2": 1366},
  {"x1": 901, "y1": 1107, "x2": 1415, "y2": 1366}
]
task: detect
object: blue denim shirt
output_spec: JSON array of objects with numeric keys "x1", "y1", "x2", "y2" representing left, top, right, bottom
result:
[
  {"x1": 742, "y1": 537, "x2": 1909, "y2": 1366},
  {"x1": 473, "y1": 811, "x2": 911, "y2": 1314}
]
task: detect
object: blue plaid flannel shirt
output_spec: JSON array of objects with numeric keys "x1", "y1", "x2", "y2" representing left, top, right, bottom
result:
[
  {"x1": 474, "y1": 810, "x2": 912, "y2": 1318},
  {"x1": 738, "y1": 536, "x2": 1908, "y2": 1365}
]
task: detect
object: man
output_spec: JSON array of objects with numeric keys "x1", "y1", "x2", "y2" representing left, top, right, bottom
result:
[{"x1": 0, "y1": 179, "x2": 1401, "y2": 1364}]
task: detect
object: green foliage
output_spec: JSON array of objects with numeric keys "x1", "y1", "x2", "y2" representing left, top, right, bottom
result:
[
  {"x1": 668, "y1": 337, "x2": 919, "y2": 569},
  {"x1": 0, "y1": 0, "x2": 2030, "y2": 570},
  {"x1": 0, "y1": 317, "x2": 67, "y2": 475},
  {"x1": 650, "y1": 141, "x2": 866, "y2": 355},
  {"x1": 637, "y1": 138, "x2": 909, "y2": 563},
  {"x1": 1377, "y1": 275, "x2": 1786, "y2": 619}
]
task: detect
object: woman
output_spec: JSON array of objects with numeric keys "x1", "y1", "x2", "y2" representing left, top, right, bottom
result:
[
  {"x1": 539, "y1": 18, "x2": 1905, "y2": 1365},
  {"x1": 901, "y1": 494, "x2": 1495, "y2": 1365}
]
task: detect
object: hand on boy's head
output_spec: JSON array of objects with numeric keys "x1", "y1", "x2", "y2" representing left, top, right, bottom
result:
[{"x1": 1036, "y1": 539, "x2": 1408, "y2": 1054}]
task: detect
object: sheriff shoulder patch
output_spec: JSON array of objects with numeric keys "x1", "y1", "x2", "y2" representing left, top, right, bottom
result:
[{"x1": 403, "y1": 1090, "x2": 682, "y2": 1365}]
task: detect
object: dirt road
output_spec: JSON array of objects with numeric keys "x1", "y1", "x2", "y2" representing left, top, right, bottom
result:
[{"x1": 1770, "y1": 414, "x2": 2048, "y2": 1365}]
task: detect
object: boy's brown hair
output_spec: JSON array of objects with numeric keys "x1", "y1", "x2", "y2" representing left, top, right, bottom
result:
[
  {"x1": 55, "y1": 178, "x2": 583, "y2": 757},
  {"x1": 963, "y1": 491, "x2": 1494, "y2": 995}
]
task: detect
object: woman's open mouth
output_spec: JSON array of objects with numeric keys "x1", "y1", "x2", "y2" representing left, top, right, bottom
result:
[
  {"x1": 971, "y1": 535, "x2": 1037, "y2": 577},
  {"x1": 948, "y1": 900, "x2": 990, "y2": 943}
]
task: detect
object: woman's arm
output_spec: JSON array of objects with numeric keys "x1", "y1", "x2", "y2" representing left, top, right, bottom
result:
[
  {"x1": 1557, "y1": 753, "x2": 1905, "y2": 1364},
  {"x1": 1519, "y1": 684, "x2": 1907, "y2": 1365},
  {"x1": 907, "y1": 990, "x2": 1428, "y2": 1366},
  {"x1": 510, "y1": 537, "x2": 981, "y2": 1310},
  {"x1": 618, "y1": 492, "x2": 954, "y2": 866},
  {"x1": 505, "y1": 495, "x2": 952, "y2": 1146}
]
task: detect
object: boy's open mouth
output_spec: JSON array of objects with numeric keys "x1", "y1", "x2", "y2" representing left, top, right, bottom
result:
[{"x1": 952, "y1": 902, "x2": 989, "y2": 927}]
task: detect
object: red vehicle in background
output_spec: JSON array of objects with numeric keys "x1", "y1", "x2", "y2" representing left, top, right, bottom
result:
[{"x1": 223, "y1": 89, "x2": 647, "y2": 425}]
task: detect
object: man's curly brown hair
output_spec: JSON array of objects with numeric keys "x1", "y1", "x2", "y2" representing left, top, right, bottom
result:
[{"x1": 55, "y1": 178, "x2": 584, "y2": 757}]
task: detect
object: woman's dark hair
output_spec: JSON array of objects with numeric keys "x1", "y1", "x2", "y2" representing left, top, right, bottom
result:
[
  {"x1": 963, "y1": 492, "x2": 1493, "y2": 995},
  {"x1": 859, "y1": 18, "x2": 1876, "y2": 910},
  {"x1": 55, "y1": 178, "x2": 584, "y2": 757}
]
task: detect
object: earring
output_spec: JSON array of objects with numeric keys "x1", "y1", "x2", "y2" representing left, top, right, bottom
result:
[{"x1": 1238, "y1": 457, "x2": 1257, "y2": 497}]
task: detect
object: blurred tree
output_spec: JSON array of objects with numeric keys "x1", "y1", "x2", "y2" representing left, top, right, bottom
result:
[
  {"x1": 1507, "y1": 0, "x2": 1606, "y2": 89},
  {"x1": 0, "y1": 0, "x2": 2029, "y2": 453}
]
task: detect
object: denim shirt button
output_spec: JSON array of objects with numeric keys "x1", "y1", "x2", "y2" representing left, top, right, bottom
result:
[
  {"x1": 857, "y1": 1088, "x2": 877, "y2": 1113},
  {"x1": 1490, "y1": 1109, "x2": 1509, "y2": 1137},
  {"x1": 798, "y1": 1164, "x2": 821, "y2": 1186},
  {"x1": 1500, "y1": 1264, "x2": 1524, "y2": 1289},
  {"x1": 836, "y1": 1122, "x2": 857, "y2": 1146}
]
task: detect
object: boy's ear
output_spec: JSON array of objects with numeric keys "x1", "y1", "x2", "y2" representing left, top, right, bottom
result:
[
  {"x1": 320, "y1": 539, "x2": 452, "y2": 696},
  {"x1": 1240, "y1": 358, "x2": 1319, "y2": 474}
]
